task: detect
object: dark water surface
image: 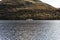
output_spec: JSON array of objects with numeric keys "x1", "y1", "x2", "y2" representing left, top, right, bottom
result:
[{"x1": 0, "y1": 20, "x2": 60, "y2": 40}]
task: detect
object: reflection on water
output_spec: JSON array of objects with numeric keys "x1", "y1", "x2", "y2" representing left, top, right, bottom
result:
[{"x1": 0, "y1": 20, "x2": 60, "y2": 40}]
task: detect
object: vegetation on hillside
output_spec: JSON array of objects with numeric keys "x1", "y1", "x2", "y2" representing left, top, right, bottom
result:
[{"x1": 0, "y1": 0, "x2": 60, "y2": 20}]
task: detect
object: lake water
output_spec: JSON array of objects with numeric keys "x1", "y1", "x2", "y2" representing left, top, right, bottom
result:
[{"x1": 0, "y1": 20, "x2": 60, "y2": 40}]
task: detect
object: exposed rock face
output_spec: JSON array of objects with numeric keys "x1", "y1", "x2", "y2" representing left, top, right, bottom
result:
[{"x1": 0, "y1": 0, "x2": 60, "y2": 20}]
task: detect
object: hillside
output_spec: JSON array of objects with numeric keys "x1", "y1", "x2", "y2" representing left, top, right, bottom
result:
[{"x1": 0, "y1": 0, "x2": 60, "y2": 20}]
